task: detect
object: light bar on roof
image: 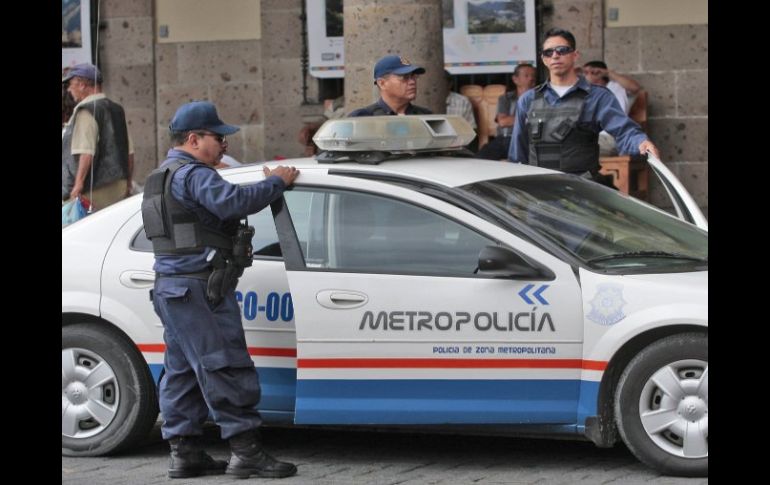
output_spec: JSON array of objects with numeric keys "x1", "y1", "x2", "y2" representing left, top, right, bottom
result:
[{"x1": 312, "y1": 115, "x2": 476, "y2": 152}]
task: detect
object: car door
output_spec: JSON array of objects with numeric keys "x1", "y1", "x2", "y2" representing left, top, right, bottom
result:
[
  {"x1": 646, "y1": 154, "x2": 708, "y2": 231},
  {"x1": 274, "y1": 173, "x2": 586, "y2": 426}
]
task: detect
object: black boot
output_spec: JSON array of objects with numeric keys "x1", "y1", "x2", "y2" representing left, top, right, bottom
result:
[
  {"x1": 226, "y1": 430, "x2": 297, "y2": 479},
  {"x1": 167, "y1": 436, "x2": 228, "y2": 479}
]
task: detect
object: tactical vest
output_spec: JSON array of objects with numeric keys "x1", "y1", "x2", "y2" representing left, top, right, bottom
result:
[
  {"x1": 527, "y1": 88, "x2": 599, "y2": 174},
  {"x1": 141, "y1": 160, "x2": 234, "y2": 255},
  {"x1": 62, "y1": 98, "x2": 130, "y2": 194},
  {"x1": 360, "y1": 102, "x2": 392, "y2": 115}
]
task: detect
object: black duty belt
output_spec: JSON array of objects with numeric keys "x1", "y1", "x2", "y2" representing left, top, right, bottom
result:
[{"x1": 157, "y1": 269, "x2": 212, "y2": 280}]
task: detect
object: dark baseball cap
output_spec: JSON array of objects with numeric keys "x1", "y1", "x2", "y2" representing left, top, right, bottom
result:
[
  {"x1": 373, "y1": 55, "x2": 425, "y2": 82},
  {"x1": 169, "y1": 101, "x2": 240, "y2": 135},
  {"x1": 62, "y1": 63, "x2": 102, "y2": 84}
]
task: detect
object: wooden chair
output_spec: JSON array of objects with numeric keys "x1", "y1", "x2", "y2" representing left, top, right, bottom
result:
[
  {"x1": 480, "y1": 84, "x2": 506, "y2": 148},
  {"x1": 599, "y1": 154, "x2": 650, "y2": 199}
]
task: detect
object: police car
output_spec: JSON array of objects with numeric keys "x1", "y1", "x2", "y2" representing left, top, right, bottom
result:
[{"x1": 62, "y1": 116, "x2": 707, "y2": 476}]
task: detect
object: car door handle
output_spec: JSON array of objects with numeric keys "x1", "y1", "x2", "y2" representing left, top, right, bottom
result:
[
  {"x1": 119, "y1": 271, "x2": 156, "y2": 289},
  {"x1": 316, "y1": 290, "x2": 368, "y2": 309}
]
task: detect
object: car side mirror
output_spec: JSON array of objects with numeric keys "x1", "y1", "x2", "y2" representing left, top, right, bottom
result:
[{"x1": 478, "y1": 245, "x2": 554, "y2": 280}]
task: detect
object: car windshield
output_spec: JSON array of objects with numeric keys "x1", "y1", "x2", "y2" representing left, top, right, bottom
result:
[{"x1": 460, "y1": 174, "x2": 707, "y2": 271}]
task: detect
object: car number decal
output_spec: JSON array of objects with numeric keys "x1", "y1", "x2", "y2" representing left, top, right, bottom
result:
[{"x1": 235, "y1": 291, "x2": 293, "y2": 322}]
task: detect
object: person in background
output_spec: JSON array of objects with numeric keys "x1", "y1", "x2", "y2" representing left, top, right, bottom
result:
[
  {"x1": 348, "y1": 55, "x2": 431, "y2": 116},
  {"x1": 444, "y1": 70, "x2": 478, "y2": 150},
  {"x1": 62, "y1": 63, "x2": 134, "y2": 209},
  {"x1": 62, "y1": 67, "x2": 76, "y2": 130},
  {"x1": 508, "y1": 28, "x2": 658, "y2": 183},
  {"x1": 142, "y1": 101, "x2": 299, "y2": 479},
  {"x1": 582, "y1": 60, "x2": 641, "y2": 114},
  {"x1": 477, "y1": 63, "x2": 536, "y2": 160},
  {"x1": 62, "y1": 67, "x2": 77, "y2": 204},
  {"x1": 582, "y1": 60, "x2": 643, "y2": 156},
  {"x1": 296, "y1": 95, "x2": 346, "y2": 157},
  {"x1": 323, "y1": 95, "x2": 346, "y2": 120},
  {"x1": 445, "y1": 70, "x2": 476, "y2": 128}
]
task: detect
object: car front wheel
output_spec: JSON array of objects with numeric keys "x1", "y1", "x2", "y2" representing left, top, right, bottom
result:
[
  {"x1": 62, "y1": 322, "x2": 159, "y2": 456},
  {"x1": 614, "y1": 332, "x2": 707, "y2": 477}
]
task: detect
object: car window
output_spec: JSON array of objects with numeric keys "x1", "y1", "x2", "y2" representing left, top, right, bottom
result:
[
  {"x1": 131, "y1": 227, "x2": 153, "y2": 252},
  {"x1": 285, "y1": 188, "x2": 495, "y2": 276},
  {"x1": 247, "y1": 206, "x2": 281, "y2": 257},
  {"x1": 246, "y1": 191, "x2": 321, "y2": 258},
  {"x1": 286, "y1": 191, "x2": 328, "y2": 265}
]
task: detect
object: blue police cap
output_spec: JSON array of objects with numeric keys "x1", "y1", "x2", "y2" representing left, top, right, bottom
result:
[
  {"x1": 62, "y1": 63, "x2": 102, "y2": 84},
  {"x1": 169, "y1": 101, "x2": 240, "y2": 136},
  {"x1": 373, "y1": 55, "x2": 426, "y2": 82}
]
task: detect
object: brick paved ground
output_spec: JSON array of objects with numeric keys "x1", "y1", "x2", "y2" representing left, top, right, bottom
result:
[{"x1": 62, "y1": 424, "x2": 708, "y2": 484}]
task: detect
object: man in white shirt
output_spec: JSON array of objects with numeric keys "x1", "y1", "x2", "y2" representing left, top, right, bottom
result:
[
  {"x1": 582, "y1": 61, "x2": 642, "y2": 156},
  {"x1": 444, "y1": 70, "x2": 477, "y2": 129}
]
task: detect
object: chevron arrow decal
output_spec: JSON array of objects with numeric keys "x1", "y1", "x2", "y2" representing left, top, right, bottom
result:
[{"x1": 518, "y1": 284, "x2": 550, "y2": 305}]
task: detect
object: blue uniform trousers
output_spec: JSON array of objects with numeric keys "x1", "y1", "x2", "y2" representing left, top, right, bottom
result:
[{"x1": 152, "y1": 276, "x2": 262, "y2": 440}]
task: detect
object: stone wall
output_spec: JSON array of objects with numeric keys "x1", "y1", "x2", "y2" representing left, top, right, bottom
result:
[
  {"x1": 99, "y1": 0, "x2": 157, "y2": 186},
  {"x1": 155, "y1": 39, "x2": 266, "y2": 164},
  {"x1": 99, "y1": 0, "x2": 319, "y2": 180},
  {"x1": 261, "y1": 0, "x2": 322, "y2": 160},
  {"x1": 547, "y1": 0, "x2": 604, "y2": 63},
  {"x1": 605, "y1": 25, "x2": 708, "y2": 215}
]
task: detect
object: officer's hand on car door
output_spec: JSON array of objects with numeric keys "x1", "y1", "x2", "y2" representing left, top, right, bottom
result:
[
  {"x1": 263, "y1": 165, "x2": 300, "y2": 186},
  {"x1": 639, "y1": 140, "x2": 660, "y2": 159}
]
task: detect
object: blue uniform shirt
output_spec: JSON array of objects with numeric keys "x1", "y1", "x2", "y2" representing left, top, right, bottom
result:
[
  {"x1": 508, "y1": 76, "x2": 647, "y2": 163},
  {"x1": 153, "y1": 149, "x2": 286, "y2": 274}
]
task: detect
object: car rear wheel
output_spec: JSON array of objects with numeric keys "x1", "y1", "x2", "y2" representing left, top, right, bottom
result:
[
  {"x1": 614, "y1": 332, "x2": 707, "y2": 477},
  {"x1": 62, "y1": 322, "x2": 159, "y2": 456}
]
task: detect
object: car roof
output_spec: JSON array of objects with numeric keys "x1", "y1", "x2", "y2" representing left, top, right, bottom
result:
[{"x1": 227, "y1": 156, "x2": 555, "y2": 188}]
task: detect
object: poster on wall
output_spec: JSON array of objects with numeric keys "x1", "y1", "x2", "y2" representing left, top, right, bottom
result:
[
  {"x1": 443, "y1": 0, "x2": 536, "y2": 74},
  {"x1": 62, "y1": 0, "x2": 92, "y2": 68},
  {"x1": 306, "y1": 0, "x2": 535, "y2": 78},
  {"x1": 307, "y1": 0, "x2": 344, "y2": 78}
]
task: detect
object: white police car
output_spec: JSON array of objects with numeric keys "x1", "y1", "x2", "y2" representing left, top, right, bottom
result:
[{"x1": 62, "y1": 116, "x2": 707, "y2": 476}]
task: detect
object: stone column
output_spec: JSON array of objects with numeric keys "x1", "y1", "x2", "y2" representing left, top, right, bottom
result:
[
  {"x1": 99, "y1": 0, "x2": 157, "y2": 181},
  {"x1": 343, "y1": 0, "x2": 447, "y2": 115}
]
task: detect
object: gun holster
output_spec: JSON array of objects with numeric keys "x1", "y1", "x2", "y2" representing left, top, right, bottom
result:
[{"x1": 205, "y1": 251, "x2": 244, "y2": 306}]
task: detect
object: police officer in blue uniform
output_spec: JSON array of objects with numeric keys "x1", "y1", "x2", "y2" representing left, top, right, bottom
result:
[
  {"x1": 142, "y1": 101, "x2": 299, "y2": 479},
  {"x1": 509, "y1": 28, "x2": 659, "y2": 182},
  {"x1": 349, "y1": 54, "x2": 432, "y2": 116}
]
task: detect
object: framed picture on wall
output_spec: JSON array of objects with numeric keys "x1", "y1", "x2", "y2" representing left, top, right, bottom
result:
[{"x1": 62, "y1": 0, "x2": 92, "y2": 68}]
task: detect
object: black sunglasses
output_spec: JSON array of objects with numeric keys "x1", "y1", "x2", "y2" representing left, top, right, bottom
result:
[
  {"x1": 193, "y1": 131, "x2": 226, "y2": 143},
  {"x1": 541, "y1": 45, "x2": 575, "y2": 58}
]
